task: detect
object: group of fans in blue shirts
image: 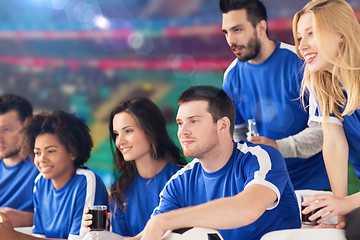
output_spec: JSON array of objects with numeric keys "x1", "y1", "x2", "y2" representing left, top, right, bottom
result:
[{"x1": 1, "y1": 0, "x2": 360, "y2": 239}]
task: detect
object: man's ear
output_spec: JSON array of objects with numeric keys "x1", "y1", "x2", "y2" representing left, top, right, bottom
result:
[
  {"x1": 257, "y1": 20, "x2": 267, "y2": 36},
  {"x1": 218, "y1": 116, "x2": 231, "y2": 134}
]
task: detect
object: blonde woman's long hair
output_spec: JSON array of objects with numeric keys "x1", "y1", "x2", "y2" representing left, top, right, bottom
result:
[{"x1": 293, "y1": 0, "x2": 360, "y2": 120}]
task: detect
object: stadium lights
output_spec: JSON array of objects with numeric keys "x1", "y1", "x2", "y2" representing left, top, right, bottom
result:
[{"x1": 94, "y1": 16, "x2": 111, "y2": 30}]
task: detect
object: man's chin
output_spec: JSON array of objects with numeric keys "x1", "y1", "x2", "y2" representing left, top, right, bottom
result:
[
  {"x1": 1, "y1": 149, "x2": 21, "y2": 159},
  {"x1": 183, "y1": 151, "x2": 195, "y2": 158},
  {"x1": 236, "y1": 55, "x2": 252, "y2": 62}
]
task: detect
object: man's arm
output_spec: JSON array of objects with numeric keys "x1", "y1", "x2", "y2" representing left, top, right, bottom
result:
[
  {"x1": 137, "y1": 184, "x2": 277, "y2": 240},
  {"x1": 276, "y1": 127, "x2": 323, "y2": 159},
  {"x1": 251, "y1": 127, "x2": 323, "y2": 159},
  {"x1": 0, "y1": 212, "x2": 63, "y2": 240},
  {"x1": 250, "y1": 128, "x2": 323, "y2": 158},
  {"x1": 0, "y1": 207, "x2": 33, "y2": 228}
]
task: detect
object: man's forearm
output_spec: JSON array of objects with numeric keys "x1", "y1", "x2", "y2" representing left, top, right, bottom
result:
[
  {"x1": 276, "y1": 127, "x2": 323, "y2": 159},
  {"x1": 0, "y1": 208, "x2": 33, "y2": 228},
  {"x1": 151, "y1": 184, "x2": 276, "y2": 232}
]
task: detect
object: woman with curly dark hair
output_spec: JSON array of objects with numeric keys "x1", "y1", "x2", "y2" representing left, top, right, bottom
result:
[
  {"x1": 83, "y1": 97, "x2": 186, "y2": 237},
  {"x1": 5, "y1": 110, "x2": 109, "y2": 240}
]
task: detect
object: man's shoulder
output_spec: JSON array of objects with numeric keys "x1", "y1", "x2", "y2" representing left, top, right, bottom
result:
[
  {"x1": 0, "y1": 158, "x2": 38, "y2": 177},
  {"x1": 276, "y1": 42, "x2": 303, "y2": 61},
  {"x1": 176, "y1": 159, "x2": 200, "y2": 175},
  {"x1": 234, "y1": 141, "x2": 283, "y2": 163},
  {"x1": 278, "y1": 42, "x2": 296, "y2": 53},
  {"x1": 165, "y1": 159, "x2": 201, "y2": 183},
  {"x1": 224, "y1": 58, "x2": 239, "y2": 79}
]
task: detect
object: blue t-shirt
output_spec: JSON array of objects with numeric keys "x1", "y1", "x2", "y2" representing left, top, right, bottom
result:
[
  {"x1": 223, "y1": 41, "x2": 330, "y2": 190},
  {"x1": 152, "y1": 141, "x2": 301, "y2": 240},
  {"x1": 33, "y1": 167, "x2": 109, "y2": 240},
  {"x1": 308, "y1": 93, "x2": 360, "y2": 178},
  {"x1": 110, "y1": 162, "x2": 182, "y2": 237},
  {"x1": 0, "y1": 158, "x2": 39, "y2": 211}
]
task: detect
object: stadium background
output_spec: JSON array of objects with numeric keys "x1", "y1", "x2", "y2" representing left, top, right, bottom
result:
[{"x1": 0, "y1": 0, "x2": 359, "y2": 192}]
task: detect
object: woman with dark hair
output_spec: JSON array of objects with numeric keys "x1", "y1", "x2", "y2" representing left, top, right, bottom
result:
[
  {"x1": 0, "y1": 111, "x2": 109, "y2": 240},
  {"x1": 84, "y1": 97, "x2": 186, "y2": 237}
]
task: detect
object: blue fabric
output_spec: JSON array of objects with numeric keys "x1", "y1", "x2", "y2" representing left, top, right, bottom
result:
[
  {"x1": 110, "y1": 163, "x2": 182, "y2": 237},
  {"x1": 223, "y1": 41, "x2": 330, "y2": 190},
  {"x1": 153, "y1": 141, "x2": 301, "y2": 240},
  {"x1": 343, "y1": 110, "x2": 360, "y2": 177},
  {"x1": 0, "y1": 158, "x2": 39, "y2": 211},
  {"x1": 309, "y1": 95, "x2": 360, "y2": 179},
  {"x1": 33, "y1": 167, "x2": 109, "y2": 239}
]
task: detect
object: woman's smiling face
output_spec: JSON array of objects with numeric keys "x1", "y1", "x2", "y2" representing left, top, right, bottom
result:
[
  {"x1": 297, "y1": 12, "x2": 341, "y2": 73},
  {"x1": 112, "y1": 112, "x2": 151, "y2": 163},
  {"x1": 34, "y1": 133, "x2": 75, "y2": 189}
]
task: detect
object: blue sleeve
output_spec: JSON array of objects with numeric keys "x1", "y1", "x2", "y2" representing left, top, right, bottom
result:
[
  {"x1": 241, "y1": 143, "x2": 289, "y2": 202},
  {"x1": 308, "y1": 93, "x2": 342, "y2": 128},
  {"x1": 263, "y1": 146, "x2": 290, "y2": 196}
]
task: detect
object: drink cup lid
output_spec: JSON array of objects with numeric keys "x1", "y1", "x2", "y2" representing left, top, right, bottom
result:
[{"x1": 88, "y1": 205, "x2": 107, "y2": 210}]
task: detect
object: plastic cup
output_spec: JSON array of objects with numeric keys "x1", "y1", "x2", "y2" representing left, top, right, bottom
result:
[{"x1": 88, "y1": 205, "x2": 107, "y2": 231}]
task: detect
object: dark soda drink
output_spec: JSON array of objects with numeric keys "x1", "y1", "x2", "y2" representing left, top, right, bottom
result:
[
  {"x1": 89, "y1": 205, "x2": 107, "y2": 231},
  {"x1": 301, "y1": 205, "x2": 321, "y2": 225}
]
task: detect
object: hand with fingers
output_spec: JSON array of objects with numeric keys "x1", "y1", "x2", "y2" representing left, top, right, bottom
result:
[
  {"x1": 301, "y1": 194, "x2": 352, "y2": 228},
  {"x1": 0, "y1": 212, "x2": 19, "y2": 240},
  {"x1": 82, "y1": 208, "x2": 93, "y2": 233},
  {"x1": 82, "y1": 207, "x2": 112, "y2": 233},
  {"x1": 249, "y1": 136, "x2": 279, "y2": 150}
]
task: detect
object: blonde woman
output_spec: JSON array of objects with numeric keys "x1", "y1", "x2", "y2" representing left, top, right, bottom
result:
[{"x1": 293, "y1": 0, "x2": 360, "y2": 237}]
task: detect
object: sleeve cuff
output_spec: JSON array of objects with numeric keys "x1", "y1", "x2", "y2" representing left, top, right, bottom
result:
[
  {"x1": 308, "y1": 115, "x2": 342, "y2": 128},
  {"x1": 245, "y1": 179, "x2": 281, "y2": 210}
]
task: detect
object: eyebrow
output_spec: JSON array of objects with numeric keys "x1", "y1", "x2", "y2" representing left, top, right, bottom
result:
[
  {"x1": 231, "y1": 24, "x2": 243, "y2": 30},
  {"x1": 34, "y1": 145, "x2": 58, "y2": 150},
  {"x1": 0, "y1": 124, "x2": 17, "y2": 128},
  {"x1": 222, "y1": 24, "x2": 243, "y2": 33},
  {"x1": 122, "y1": 125, "x2": 133, "y2": 130},
  {"x1": 298, "y1": 26, "x2": 313, "y2": 34},
  {"x1": 176, "y1": 115, "x2": 202, "y2": 121}
]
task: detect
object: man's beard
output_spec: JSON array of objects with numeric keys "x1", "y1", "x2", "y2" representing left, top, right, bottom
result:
[
  {"x1": 0, "y1": 148, "x2": 20, "y2": 159},
  {"x1": 234, "y1": 33, "x2": 261, "y2": 62}
]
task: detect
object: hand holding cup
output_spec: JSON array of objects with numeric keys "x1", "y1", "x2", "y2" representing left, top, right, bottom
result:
[{"x1": 301, "y1": 195, "x2": 322, "y2": 226}]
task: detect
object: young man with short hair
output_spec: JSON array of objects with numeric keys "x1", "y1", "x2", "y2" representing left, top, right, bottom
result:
[
  {"x1": 0, "y1": 94, "x2": 39, "y2": 227},
  {"x1": 133, "y1": 85, "x2": 301, "y2": 240},
  {"x1": 220, "y1": 0, "x2": 330, "y2": 191}
]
